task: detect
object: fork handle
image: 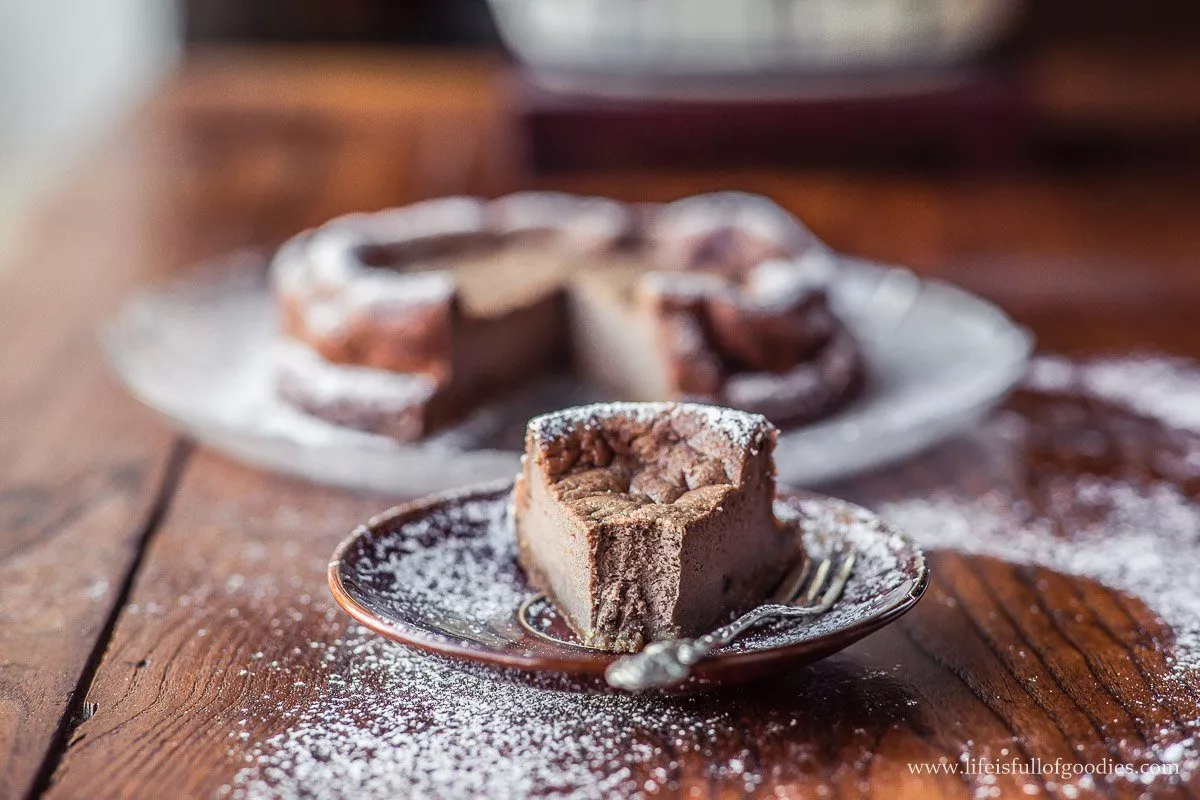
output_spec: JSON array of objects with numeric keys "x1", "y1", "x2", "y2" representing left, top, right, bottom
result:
[{"x1": 604, "y1": 604, "x2": 783, "y2": 691}]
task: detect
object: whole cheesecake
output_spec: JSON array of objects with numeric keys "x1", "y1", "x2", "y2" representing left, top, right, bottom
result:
[
  {"x1": 271, "y1": 192, "x2": 863, "y2": 440},
  {"x1": 512, "y1": 402, "x2": 802, "y2": 653}
]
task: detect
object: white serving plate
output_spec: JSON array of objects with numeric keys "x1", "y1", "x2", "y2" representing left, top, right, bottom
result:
[
  {"x1": 488, "y1": 0, "x2": 1019, "y2": 81},
  {"x1": 103, "y1": 253, "x2": 1031, "y2": 495}
]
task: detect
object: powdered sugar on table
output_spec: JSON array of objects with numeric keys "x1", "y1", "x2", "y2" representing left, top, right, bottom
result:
[{"x1": 223, "y1": 354, "x2": 1200, "y2": 799}]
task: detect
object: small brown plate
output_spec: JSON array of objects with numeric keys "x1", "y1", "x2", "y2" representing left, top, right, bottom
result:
[{"x1": 328, "y1": 480, "x2": 928, "y2": 691}]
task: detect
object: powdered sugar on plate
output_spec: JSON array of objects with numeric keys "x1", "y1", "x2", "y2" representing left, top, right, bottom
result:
[{"x1": 350, "y1": 489, "x2": 528, "y2": 635}]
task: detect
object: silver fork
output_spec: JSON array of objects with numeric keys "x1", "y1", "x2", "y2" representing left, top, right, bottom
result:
[{"x1": 604, "y1": 548, "x2": 856, "y2": 691}]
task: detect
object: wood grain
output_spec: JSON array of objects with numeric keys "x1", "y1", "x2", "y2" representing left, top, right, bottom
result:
[
  {"x1": 7, "y1": 47, "x2": 1200, "y2": 799},
  {"x1": 0, "y1": 52, "x2": 474, "y2": 797},
  {"x1": 44, "y1": 452, "x2": 385, "y2": 800},
  {"x1": 0, "y1": 125, "x2": 187, "y2": 799}
]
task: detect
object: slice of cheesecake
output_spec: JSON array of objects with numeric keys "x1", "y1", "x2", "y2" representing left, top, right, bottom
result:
[{"x1": 512, "y1": 401, "x2": 801, "y2": 653}]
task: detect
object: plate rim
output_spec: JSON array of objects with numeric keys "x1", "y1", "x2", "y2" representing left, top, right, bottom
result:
[{"x1": 327, "y1": 480, "x2": 930, "y2": 679}]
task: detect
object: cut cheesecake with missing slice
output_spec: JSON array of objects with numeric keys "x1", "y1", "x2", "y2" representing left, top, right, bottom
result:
[
  {"x1": 512, "y1": 402, "x2": 802, "y2": 653},
  {"x1": 272, "y1": 192, "x2": 865, "y2": 442}
]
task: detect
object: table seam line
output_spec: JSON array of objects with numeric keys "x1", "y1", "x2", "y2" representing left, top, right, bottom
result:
[{"x1": 25, "y1": 437, "x2": 193, "y2": 800}]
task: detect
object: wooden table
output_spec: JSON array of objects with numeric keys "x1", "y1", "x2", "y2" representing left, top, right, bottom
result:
[{"x1": 4, "y1": 47, "x2": 1200, "y2": 800}]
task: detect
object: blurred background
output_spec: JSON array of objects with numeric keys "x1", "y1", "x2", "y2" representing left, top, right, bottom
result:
[
  {"x1": 0, "y1": 2, "x2": 177, "y2": 256},
  {"x1": 2, "y1": 0, "x2": 1199, "y2": 318}
]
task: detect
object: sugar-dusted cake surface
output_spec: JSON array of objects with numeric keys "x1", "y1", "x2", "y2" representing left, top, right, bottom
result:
[{"x1": 512, "y1": 401, "x2": 802, "y2": 652}]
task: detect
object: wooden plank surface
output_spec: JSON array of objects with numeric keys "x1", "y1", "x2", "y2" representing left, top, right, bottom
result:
[
  {"x1": 0, "y1": 123, "x2": 187, "y2": 800},
  {"x1": 43, "y1": 402, "x2": 1200, "y2": 800},
  {"x1": 43, "y1": 453, "x2": 383, "y2": 799},
  {"x1": 0, "y1": 51, "x2": 504, "y2": 797},
  {"x1": 6, "y1": 47, "x2": 1200, "y2": 799}
]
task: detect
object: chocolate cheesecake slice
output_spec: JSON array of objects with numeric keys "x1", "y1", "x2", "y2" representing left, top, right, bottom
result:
[{"x1": 513, "y1": 402, "x2": 801, "y2": 653}]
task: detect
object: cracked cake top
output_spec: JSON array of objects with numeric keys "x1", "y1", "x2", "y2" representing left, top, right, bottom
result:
[{"x1": 524, "y1": 402, "x2": 777, "y2": 523}]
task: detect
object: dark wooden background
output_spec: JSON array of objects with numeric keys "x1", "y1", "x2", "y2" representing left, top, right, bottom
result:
[{"x1": 2, "y1": 40, "x2": 1200, "y2": 799}]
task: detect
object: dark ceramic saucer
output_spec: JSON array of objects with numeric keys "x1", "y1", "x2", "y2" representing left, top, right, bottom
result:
[{"x1": 328, "y1": 480, "x2": 928, "y2": 691}]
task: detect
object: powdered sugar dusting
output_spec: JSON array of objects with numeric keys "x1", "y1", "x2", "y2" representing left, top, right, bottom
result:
[
  {"x1": 638, "y1": 269, "x2": 730, "y2": 299},
  {"x1": 281, "y1": 222, "x2": 458, "y2": 338},
  {"x1": 527, "y1": 401, "x2": 773, "y2": 453},
  {"x1": 654, "y1": 191, "x2": 815, "y2": 251},
  {"x1": 350, "y1": 490, "x2": 527, "y2": 633},
  {"x1": 723, "y1": 497, "x2": 920, "y2": 651},
  {"x1": 336, "y1": 487, "x2": 921, "y2": 663},
  {"x1": 329, "y1": 196, "x2": 487, "y2": 247},
  {"x1": 742, "y1": 252, "x2": 834, "y2": 309},
  {"x1": 230, "y1": 490, "x2": 922, "y2": 800},
  {"x1": 879, "y1": 473, "x2": 1200, "y2": 790},
  {"x1": 867, "y1": 353, "x2": 1200, "y2": 791},
  {"x1": 892, "y1": 352, "x2": 1200, "y2": 681},
  {"x1": 220, "y1": 355, "x2": 1200, "y2": 799},
  {"x1": 275, "y1": 340, "x2": 437, "y2": 411},
  {"x1": 1029, "y1": 353, "x2": 1200, "y2": 436},
  {"x1": 488, "y1": 191, "x2": 631, "y2": 247},
  {"x1": 226, "y1": 627, "x2": 747, "y2": 800},
  {"x1": 883, "y1": 479, "x2": 1200, "y2": 679}
]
